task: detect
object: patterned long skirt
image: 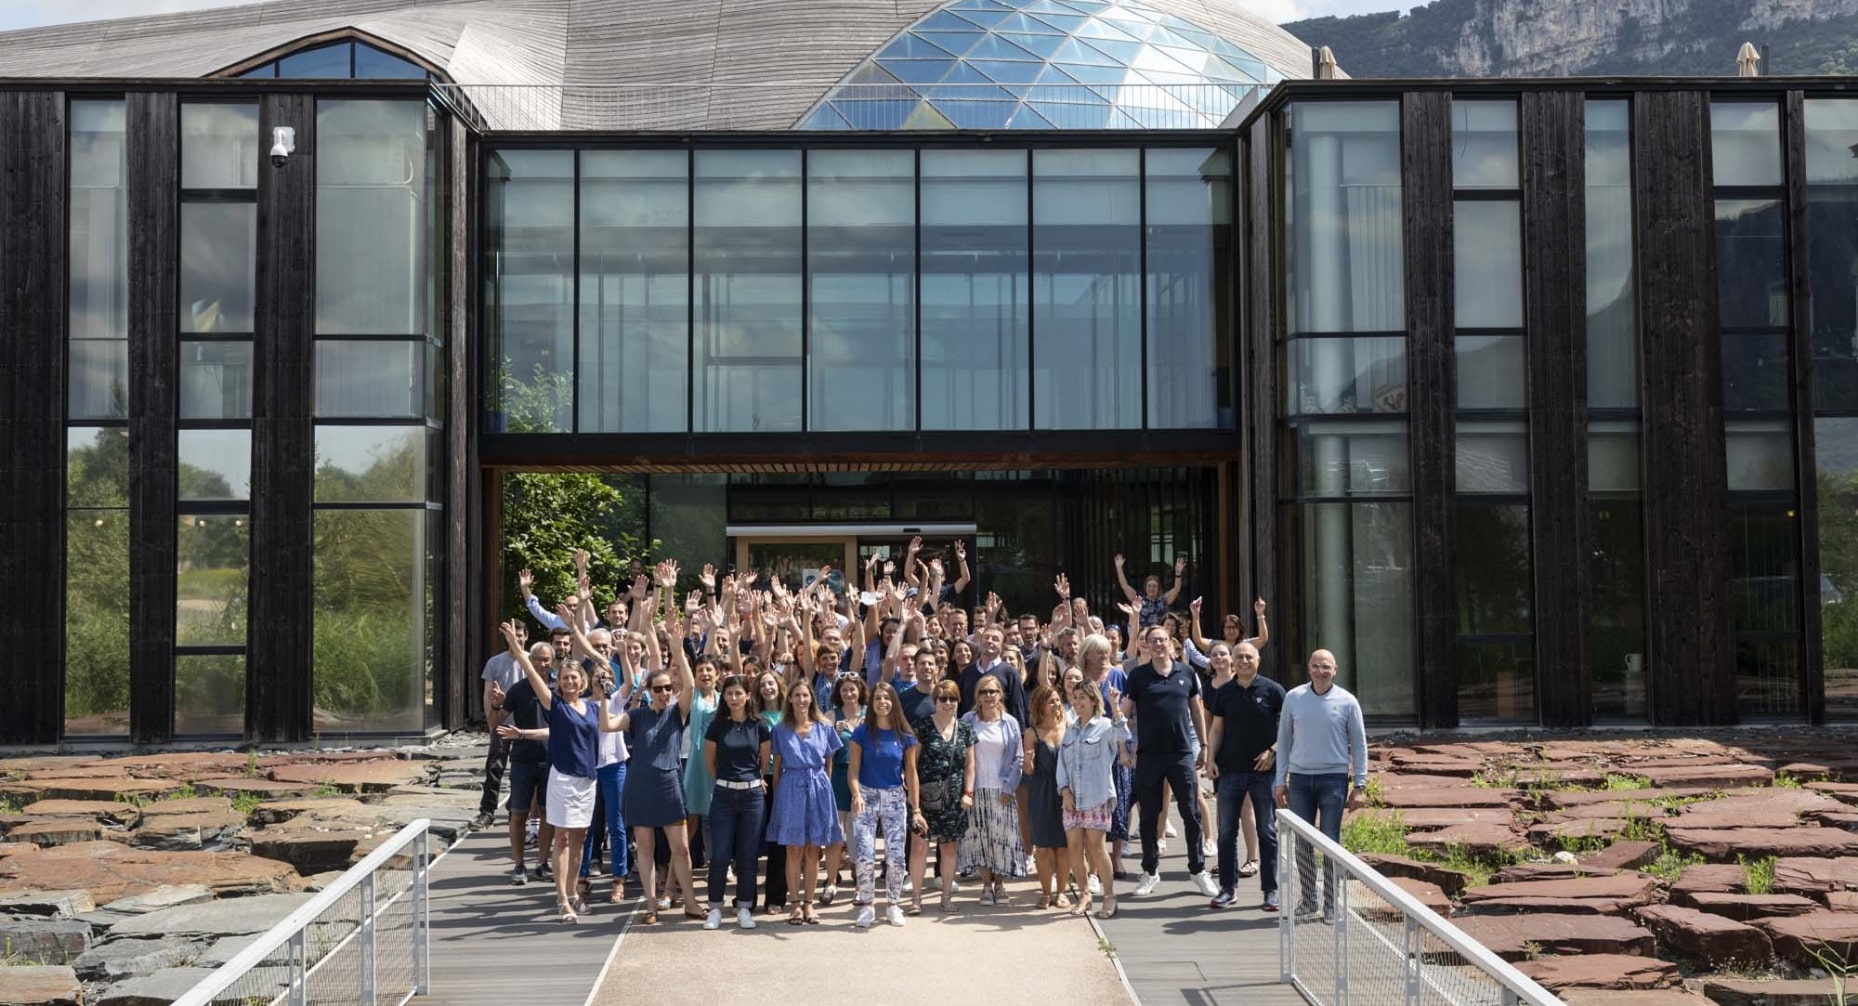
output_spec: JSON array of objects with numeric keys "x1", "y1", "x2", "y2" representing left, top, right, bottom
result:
[
  {"x1": 1108, "y1": 762, "x2": 1136, "y2": 842},
  {"x1": 958, "y1": 787, "x2": 1027, "y2": 876}
]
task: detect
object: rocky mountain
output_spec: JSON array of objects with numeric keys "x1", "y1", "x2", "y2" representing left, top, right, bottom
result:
[{"x1": 1283, "y1": 0, "x2": 1858, "y2": 79}]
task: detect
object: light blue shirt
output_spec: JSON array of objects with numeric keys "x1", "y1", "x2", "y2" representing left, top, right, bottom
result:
[{"x1": 1273, "y1": 682, "x2": 1369, "y2": 790}]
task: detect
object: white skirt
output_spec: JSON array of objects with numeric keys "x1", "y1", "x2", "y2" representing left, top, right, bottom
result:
[{"x1": 545, "y1": 768, "x2": 596, "y2": 829}]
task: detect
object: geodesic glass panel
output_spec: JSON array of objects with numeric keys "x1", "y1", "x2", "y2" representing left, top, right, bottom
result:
[{"x1": 801, "y1": 0, "x2": 1282, "y2": 130}]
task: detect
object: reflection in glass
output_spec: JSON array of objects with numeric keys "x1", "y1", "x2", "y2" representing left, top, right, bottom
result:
[
  {"x1": 486, "y1": 151, "x2": 574, "y2": 433},
  {"x1": 316, "y1": 341, "x2": 423, "y2": 418},
  {"x1": 1146, "y1": 147, "x2": 1231, "y2": 429},
  {"x1": 921, "y1": 149, "x2": 1028, "y2": 430},
  {"x1": 1804, "y1": 105, "x2": 1858, "y2": 411},
  {"x1": 1293, "y1": 422, "x2": 1409, "y2": 496},
  {"x1": 176, "y1": 514, "x2": 248, "y2": 647},
  {"x1": 1591, "y1": 498, "x2": 1648, "y2": 720},
  {"x1": 181, "y1": 103, "x2": 259, "y2": 189},
  {"x1": 808, "y1": 150, "x2": 915, "y2": 432},
  {"x1": 1455, "y1": 335, "x2": 1526, "y2": 410},
  {"x1": 1452, "y1": 100, "x2": 1519, "y2": 189},
  {"x1": 1723, "y1": 333, "x2": 1791, "y2": 412},
  {"x1": 67, "y1": 426, "x2": 129, "y2": 507},
  {"x1": 314, "y1": 425, "x2": 424, "y2": 503},
  {"x1": 317, "y1": 100, "x2": 427, "y2": 335},
  {"x1": 1456, "y1": 503, "x2": 1534, "y2": 721},
  {"x1": 175, "y1": 654, "x2": 244, "y2": 735},
  {"x1": 1710, "y1": 102, "x2": 1782, "y2": 188},
  {"x1": 354, "y1": 44, "x2": 427, "y2": 79},
  {"x1": 1725, "y1": 421, "x2": 1795, "y2": 492},
  {"x1": 1806, "y1": 99, "x2": 1858, "y2": 183},
  {"x1": 1737, "y1": 639, "x2": 1801, "y2": 719},
  {"x1": 1287, "y1": 102, "x2": 1403, "y2": 333},
  {"x1": 647, "y1": 474, "x2": 728, "y2": 570},
  {"x1": 579, "y1": 151, "x2": 688, "y2": 433},
  {"x1": 279, "y1": 42, "x2": 351, "y2": 79},
  {"x1": 1716, "y1": 199, "x2": 1787, "y2": 329},
  {"x1": 1816, "y1": 419, "x2": 1858, "y2": 720},
  {"x1": 70, "y1": 341, "x2": 128, "y2": 421},
  {"x1": 1456, "y1": 423, "x2": 1529, "y2": 493},
  {"x1": 1033, "y1": 149, "x2": 1140, "y2": 429},
  {"x1": 695, "y1": 150, "x2": 803, "y2": 432},
  {"x1": 180, "y1": 341, "x2": 253, "y2": 419},
  {"x1": 1587, "y1": 100, "x2": 1638, "y2": 410},
  {"x1": 1589, "y1": 424, "x2": 1641, "y2": 492},
  {"x1": 1297, "y1": 501, "x2": 1414, "y2": 717},
  {"x1": 179, "y1": 429, "x2": 252, "y2": 501},
  {"x1": 313, "y1": 508, "x2": 427, "y2": 732},
  {"x1": 66, "y1": 509, "x2": 129, "y2": 736},
  {"x1": 1455, "y1": 639, "x2": 1535, "y2": 722},
  {"x1": 1453, "y1": 200, "x2": 1523, "y2": 329},
  {"x1": 181, "y1": 202, "x2": 256, "y2": 333},
  {"x1": 1285, "y1": 337, "x2": 1406, "y2": 415},
  {"x1": 69, "y1": 100, "x2": 127, "y2": 357},
  {"x1": 1729, "y1": 506, "x2": 1802, "y2": 719}
]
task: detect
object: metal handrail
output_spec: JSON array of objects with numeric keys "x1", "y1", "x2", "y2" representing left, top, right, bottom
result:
[
  {"x1": 172, "y1": 818, "x2": 431, "y2": 1006},
  {"x1": 1275, "y1": 809, "x2": 1563, "y2": 1006}
]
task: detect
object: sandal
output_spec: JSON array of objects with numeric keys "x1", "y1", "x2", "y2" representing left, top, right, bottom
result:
[
  {"x1": 683, "y1": 906, "x2": 707, "y2": 921},
  {"x1": 908, "y1": 899, "x2": 922, "y2": 916},
  {"x1": 1070, "y1": 898, "x2": 1090, "y2": 917},
  {"x1": 609, "y1": 880, "x2": 626, "y2": 904},
  {"x1": 1055, "y1": 892, "x2": 1072, "y2": 909},
  {"x1": 787, "y1": 907, "x2": 805, "y2": 926},
  {"x1": 941, "y1": 897, "x2": 959, "y2": 915},
  {"x1": 803, "y1": 909, "x2": 821, "y2": 925},
  {"x1": 1097, "y1": 895, "x2": 1117, "y2": 920},
  {"x1": 1038, "y1": 893, "x2": 1051, "y2": 910},
  {"x1": 640, "y1": 910, "x2": 660, "y2": 926},
  {"x1": 1239, "y1": 859, "x2": 1260, "y2": 878}
]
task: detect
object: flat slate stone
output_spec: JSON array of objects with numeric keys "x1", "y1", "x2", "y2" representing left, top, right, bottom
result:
[
  {"x1": 0, "y1": 919, "x2": 92, "y2": 964},
  {"x1": 1512, "y1": 953, "x2": 1678, "y2": 991},
  {"x1": 190, "y1": 777, "x2": 319, "y2": 800},
  {"x1": 0, "y1": 842, "x2": 298, "y2": 904},
  {"x1": 71, "y1": 937, "x2": 201, "y2": 981},
  {"x1": 1546, "y1": 801, "x2": 1668, "y2": 822},
  {"x1": 128, "y1": 810, "x2": 246, "y2": 853},
  {"x1": 98, "y1": 884, "x2": 215, "y2": 915},
  {"x1": 1585, "y1": 840, "x2": 1661, "y2": 870},
  {"x1": 1753, "y1": 911, "x2": 1858, "y2": 966},
  {"x1": 1386, "y1": 877, "x2": 1452, "y2": 915},
  {"x1": 1406, "y1": 822, "x2": 1529, "y2": 859},
  {"x1": 1530, "y1": 818, "x2": 1635, "y2": 843},
  {"x1": 1357, "y1": 853, "x2": 1476, "y2": 896},
  {"x1": 19, "y1": 800, "x2": 140, "y2": 826},
  {"x1": 1664, "y1": 827, "x2": 1858, "y2": 860},
  {"x1": 0, "y1": 890, "x2": 94, "y2": 918},
  {"x1": 1564, "y1": 992, "x2": 1714, "y2": 1006},
  {"x1": 1462, "y1": 874, "x2": 1658, "y2": 905},
  {"x1": 1490, "y1": 863, "x2": 1622, "y2": 883},
  {"x1": 1773, "y1": 856, "x2": 1858, "y2": 895},
  {"x1": 0, "y1": 965, "x2": 83, "y2": 1006},
  {"x1": 1635, "y1": 903, "x2": 1773, "y2": 966},
  {"x1": 1826, "y1": 890, "x2": 1858, "y2": 912},
  {"x1": 3, "y1": 820, "x2": 104, "y2": 847},
  {"x1": 1350, "y1": 807, "x2": 1512, "y2": 829},
  {"x1": 94, "y1": 967, "x2": 221, "y2": 1006},
  {"x1": 1805, "y1": 782, "x2": 1858, "y2": 805},
  {"x1": 109, "y1": 892, "x2": 311, "y2": 939},
  {"x1": 1457, "y1": 896, "x2": 1645, "y2": 915},
  {"x1": 1377, "y1": 787, "x2": 1517, "y2": 809},
  {"x1": 1543, "y1": 787, "x2": 1717, "y2": 809},
  {"x1": 1701, "y1": 977, "x2": 1855, "y2": 1006},
  {"x1": 268, "y1": 761, "x2": 428, "y2": 793},
  {"x1": 1637, "y1": 764, "x2": 1775, "y2": 789},
  {"x1": 1450, "y1": 912, "x2": 1656, "y2": 960},
  {"x1": 1673, "y1": 863, "x2": 1748, "y2": 901},
  {"x1": 1686, "y1": 892, "x2": 1822, "y2": 921}
]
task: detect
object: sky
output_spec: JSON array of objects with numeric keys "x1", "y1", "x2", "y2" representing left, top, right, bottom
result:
[{"x1": 0, "y1": 0, "x2": 1405, "y2": 30}]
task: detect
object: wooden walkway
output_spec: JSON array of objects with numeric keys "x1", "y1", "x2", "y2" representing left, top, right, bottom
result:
[
  {"x1": 419, "y1": 829, "x2": 628, "y2": 1006},
  {"x1": 1095, "y1": 808, "x2": 1308, "y2": 1006}
]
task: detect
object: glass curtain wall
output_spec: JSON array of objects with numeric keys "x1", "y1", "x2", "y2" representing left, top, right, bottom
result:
[
  {"x1": 1804, "y1": 99, "x2": 1858, "y2": 719},
  {"x1": 1712, "y1": 100, "x2": 1805, "y2": 719},
  {"x1": 175, "y1": 103, "x2": 259, "y2": 735},
  {"x1": 312, "y1": 99, "x2": 442, "y2": 733},
  {"x1": 65, "y1": 101, "x2": 130, "y2": 736},
  {"x1": 1280, "y1": 101, "x2": 1414, "y2": 718},
  {"x1": 1586, "y1": 99, "x2": 1649, "y2": 720},
  {"x1": 487, "y1": 143, "x2": 1230, "y2": 436},
  {"x1": 1451, "y1": 99, "x2": 1535, "y2": 723}
]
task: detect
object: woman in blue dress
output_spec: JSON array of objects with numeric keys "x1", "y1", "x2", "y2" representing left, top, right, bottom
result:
[{"x1": 767, "y1": 677, "x2": 844, "y2": 925}]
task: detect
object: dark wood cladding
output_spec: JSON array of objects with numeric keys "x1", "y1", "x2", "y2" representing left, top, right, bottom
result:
[
  {"x1": 1635, "y1": 91, "x2": 1736, "y2": 726},
  {"x1": 1244, "y1": 115, "x2": 1281, "y2": 681},
  {"x1": 447, "y1": 115, "x2": 472, "y2": 728},
  {"x1": 1522, "y1": 91, "x2": 1592, "y2": 728},
  {"x1": 127, "y1": 93, "x2": 180, "y2": 745},
  {"x1": 249, "y1": 93, "x2": 316, "y2": 742},
  {"x1": 1403, "y1": 91, "x2": 1458, "y2": 729},
  {"x1": 1786, "y1": 90, "x2": 1825, "y2": 724},
  {"x1": 0, "y1": 91, "x2": 66, "y2": 745}
]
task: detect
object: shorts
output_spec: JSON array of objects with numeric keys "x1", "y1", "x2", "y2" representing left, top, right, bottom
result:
[
  {"x1": 1063, "y1": 799, "x2": 1113, "y2": 833},
  {"x1": 545, "y1": 769, "x2": 596, "y2": 829},
  {"x1": 507, "y1": 759, "x2": 549, "y2": 814}
]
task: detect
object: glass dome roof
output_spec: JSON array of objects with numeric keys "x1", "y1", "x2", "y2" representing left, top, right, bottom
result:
[{"x1": 799, "y1": 0, "x2": 1284, "y2": 131}]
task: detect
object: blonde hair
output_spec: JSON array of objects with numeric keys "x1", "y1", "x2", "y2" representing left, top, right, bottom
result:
[{"x1": 1077, "y1": 633, "x2": 1113, "y2": 670}]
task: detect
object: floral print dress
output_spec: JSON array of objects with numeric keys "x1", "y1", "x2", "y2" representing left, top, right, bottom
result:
[{"x1": 912, "y1": 714, "x2": 974, "y2": 844}]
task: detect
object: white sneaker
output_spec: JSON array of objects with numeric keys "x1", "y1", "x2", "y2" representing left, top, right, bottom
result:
[
  {"x1": 1134, "y1": 873, "x2": 1161, "y2": 896},
  {"x1": 949, "y1": 880, "x2": 961, "y2": 895},
  {"x1": 1088, "y1": 875, "x2": 1102, "y2": 896},
  {"x1": 887, "y1": 904, "x2": 906, "y2": 927},
  {"x1": 1191, "y1": 871, "x2": 1219, "y2": 897},
  {"x1": 737, "y1": 906, "x2": 756, "y2": 930},
  {"x1": 855, "y1": 904, "x2": 876, "y2": 928},
  {"x1": 703, "y1": 907, "x2": 722, "y2": 930},
  {"x1": 1165, "y1": 822, "x2": 1178, "y2": 838}
]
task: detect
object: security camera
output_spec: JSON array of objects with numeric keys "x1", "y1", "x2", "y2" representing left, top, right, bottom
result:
[{"x1": 270, "y1": 126, "x2": 296, "y2": 168}]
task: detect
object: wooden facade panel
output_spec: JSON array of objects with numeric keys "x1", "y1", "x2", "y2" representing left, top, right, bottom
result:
[
  {"x1": 126, "y1": 92, "x2": 180, "y2": 745},
  {"x1": 1635, "y1": 91, "x2": 1735, "y2": 725},
  {"x1": 1786, "y1": 91, "x2": 1825, "y2": 724},
  {"x1": 0, "y1": 91, "x2": 67, "y2": 744},
  {"x1": 1522, "y1": 90, "x2": 1592, "y2": 728},
  {"x1": 1403, "y1": 90, "x2": 1458, "y2": 729},
  {"x1": 249, "y1": 93, "x2": 317, "y2": 742},
  {"x1": 1244, "y1": 115, "x2": 1280, "y2": 680},
  {"x1": 447, "y1": 115, "x2": 472, "y2": 728}
]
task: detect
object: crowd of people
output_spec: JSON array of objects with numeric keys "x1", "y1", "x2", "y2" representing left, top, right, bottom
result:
[{"x1": 473, "y1": 541, "x2": 1370, "y2": 929}]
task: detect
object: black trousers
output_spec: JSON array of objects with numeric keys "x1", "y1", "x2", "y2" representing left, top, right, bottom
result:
[
  {"x1": 1135, "y1": 752, "x2": 1206, "y2": 877},
  {"x1": 762, "y1": 774, "x2": 788, "y2": 908},
  {"x1": 478, "y1": 730, "x2": 509, "y2": 817}
]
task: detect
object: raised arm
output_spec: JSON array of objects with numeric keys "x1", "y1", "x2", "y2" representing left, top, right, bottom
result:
[
  {"x1": 901, "y1": 536, "x2": 923, "y2": 588},
  {"x1": 1249, "y1": 597, "x2": 1271, "y2": 650},
  {"x1": 1189, "y1": 596, "x2": 1213, "y2": 660},
  {"x1": 951, "y1": 539, "x2": 971, "y2": 595},
  {"x1": 501, "y1": 620, "x2": 551, "y2": 712},
  {"x1": 1112, "y1": 553, "x2": 1140, "y2": 604},
  {"x1": 518, "y1": 568, "x2": 567, "y2": 631},
  {"x1": 667, "y1": 606, "x2": 696, "y2": 721},
  {"x1": 1163, "y1": 555, "x2": 1186, "y2": 605}
]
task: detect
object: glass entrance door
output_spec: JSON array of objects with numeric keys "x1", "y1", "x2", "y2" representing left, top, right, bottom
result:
[
  {"x1": 733, "y1": 536, "x2": 857, "y2": 596},
  {"x1": 855, "y1": 534, "x2": 973, "y2": 606}
]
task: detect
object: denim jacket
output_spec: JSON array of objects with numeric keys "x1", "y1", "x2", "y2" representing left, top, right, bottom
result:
[
  {"x1": 1054, "y1": 715, "x2": 1130, "y2": 811},
  {"x1": 960, "y1": 710, "x2": 1023, "y2": 792}
]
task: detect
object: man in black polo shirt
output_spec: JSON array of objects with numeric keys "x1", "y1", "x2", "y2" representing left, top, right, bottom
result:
[
  {"x1": 1205, "y1": 640, "x2": 1285, "y2": 911},
  {"x1": 1121, "y1": 623, "x2": 1218, "y2": 898},
  {"x1": 499, "y1": 644, "x2": 555, "y2": 885}
]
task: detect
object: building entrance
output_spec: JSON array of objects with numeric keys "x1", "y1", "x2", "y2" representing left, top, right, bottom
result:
[{"x1": 729, "y1": 525, "x2": 978, "y2": 602}]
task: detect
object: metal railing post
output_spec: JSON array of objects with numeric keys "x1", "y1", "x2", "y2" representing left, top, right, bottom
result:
[
  {"x1": 1333, "y1": 853, "x2": 1349, "y2": 1006},
  {"x1": 415, "y1": 828, "x2": 430, "y2": 995},
  {"x1": 1279, "y1": 820, "x2": 1294, "y2": 984},
  {"x1": 288, "y1": 930, "x2": 306, "y2": 1006},
  {"x1": 360, "y1": 872, "x2": 377, "y2": 1006},
  {"x1": 1403, "y1": 915, "x2": 1423, "y2": 1006}
]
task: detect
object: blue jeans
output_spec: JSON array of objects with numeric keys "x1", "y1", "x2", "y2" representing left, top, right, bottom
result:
[
  {"x1": 581, "y1": 762, "x2": 627, "y2": 879},
  {"x1": 1216, "y1": 770, "x2": 1277, "y2": 897},
  {"x1": 1287, "y1": 772, "x2": 1347, "y2": 913},
  {"x1": 709, "y1": 783, "x2": 765, "y2": 909}
]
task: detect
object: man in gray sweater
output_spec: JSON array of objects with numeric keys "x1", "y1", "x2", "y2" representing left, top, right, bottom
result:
[{"x1": 1271, "y1": 649, "x2": 1369, "y2": 922}]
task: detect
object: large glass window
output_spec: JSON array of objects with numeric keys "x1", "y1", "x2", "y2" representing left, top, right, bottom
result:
[
  {"x1": 176, "y1": 514, "x2": 248, "y2": 648},
  {"x1": 579, "y1": 151, "x2": 689, "y2": 433},
  {"x1": 181, "y1": 203, "x2": 257, "y2": 333},
  {"x1": 808, "y1": 150, "x2": 915, "y2": 432},
  {"x1": 1286, "y1": 102, "x2": 1403, "y2": 333},
  {"x1": 70, "y1": 101, "x2": 127, "y2": 420},
  {"x1": 1453, "y1": 201, "x2": 1524, "y2": 328},
  {"x1": 317, "y1": 100, "x2": 427, "y2": 335},
  {"x1": 1729, "y1": 506, "x2": 1804, "y2": 717},
  {"x1": 1286, "y1": 337, "x2": 1406, "y2": 414},
  {"x1": 920, "y1": 149, "x2": 1029, "y2": 430},
  {"x1": 1807, "y1": 101, "x2": 1858, "y2": 720},
  {"x1": 1032, "y1": 148, "x2": 1141, "y2": 429},
  {"x1": 238, "y1": 40, "x2": 431, "y2": 80},
  {"x1": 1293, "y1": 502, "x2": 1415, "y2": 718},
  {"x1": 486, "y1": 151, "x2": 574, "y2": 433},
  {"x1": 313, "y1": 509, "x2": 430, "y2": 732},
  {"x1": 1146, "y1": 147, "x2": 1232, "y2": 429},
  {"x1": 1711, "y1": 102, "x2": 1784, "y2": 187},
  {"x1": 1456, "y1": 503, "x2": 1535, "y2": 720},
  {"x1": 694, "y1": 149, "x2": 803, "y2": 433},
  {"x1": 66, "y1": 427, "x2": 130, "y2": 736},
  {"x1": 1587, "y1": 100, "x2": 1638, "y2": 409},
  {"x1": 1818, "y1": 419, "x2": 1858, "y2": 720}
]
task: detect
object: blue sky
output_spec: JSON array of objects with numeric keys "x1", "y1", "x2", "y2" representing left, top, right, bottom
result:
[{"x1": 0, "y1": 0, "x2": 1403, "y2": 30}]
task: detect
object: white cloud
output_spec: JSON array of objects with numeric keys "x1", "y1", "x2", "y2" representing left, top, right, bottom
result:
[{"x1": 0, "y1": 0, "x2": 271, "y2": 30}]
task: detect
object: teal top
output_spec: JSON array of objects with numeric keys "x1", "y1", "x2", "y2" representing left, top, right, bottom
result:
[{"x1": 682, "y1": 691, "x2": 720, "y2": 814}]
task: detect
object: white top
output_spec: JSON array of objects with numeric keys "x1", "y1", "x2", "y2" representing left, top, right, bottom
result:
[
  {"x1": 972, "y1": 717, "x2": 1007, "y2": 790},
  {"x1": 596, "y1": 694, "x2": 631, "y2": 767}
]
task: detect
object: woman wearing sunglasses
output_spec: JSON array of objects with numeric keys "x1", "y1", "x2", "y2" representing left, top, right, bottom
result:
[
  {"x1": 909, "y1": 679, "x2": 973, "y2": 913},
  {"x1": 959, "y1": 676, "x2": 1026, "y2": 906}
]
